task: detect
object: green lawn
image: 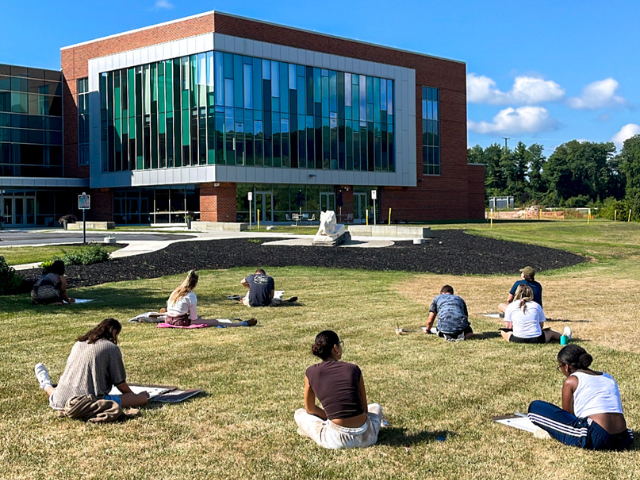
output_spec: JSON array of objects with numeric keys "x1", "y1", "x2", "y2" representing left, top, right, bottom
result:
[
  {"x1": 0, "y1": 245, "x2": 123, "y2": 266},
  {"x1": 2, "y1": 220, "x2": 640, "y2": 479}
]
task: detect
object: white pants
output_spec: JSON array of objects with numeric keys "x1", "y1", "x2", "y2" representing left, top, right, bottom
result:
[{"x1": 294, "y1": 404, "x2": 383, "y2": 449}]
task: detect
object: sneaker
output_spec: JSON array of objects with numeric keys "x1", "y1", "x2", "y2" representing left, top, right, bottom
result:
[
  {"x1": 284, "y1": 296, "x2": 298, "y2": 303},
  {"x1": 35, "y1": 363, "x2": 52, "y2": 390},
  {"x1": 563, "y1": 326, "x2": 572, "y2": 341},
  {"x1": 227, "y1": 295, "x2": 244, "y2": 301},
  {"x1": 533, "y1": 426, "x2": 552, "y2": 440},
  {"x1": 243, "y1": 318, "x2": 258, "y2": 327}
]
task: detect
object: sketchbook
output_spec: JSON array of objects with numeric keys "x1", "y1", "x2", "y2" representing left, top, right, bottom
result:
[
  {"x1": 109, "y1": 384, "x2": 203, "y2": 403},
  {"x1": 493, "y1": 413, "x2": 537, "y2": 433}
]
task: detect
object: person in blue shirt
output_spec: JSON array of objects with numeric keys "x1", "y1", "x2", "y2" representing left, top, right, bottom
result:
[
  {"x1": 498, "y1": 266, "x2": 543, "y2": 317},
  {"x1": 424, "y1": 285, "x2": 473, "y2": 341}
]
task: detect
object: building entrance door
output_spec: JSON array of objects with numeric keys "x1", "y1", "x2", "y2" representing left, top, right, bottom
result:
[
  {"x1": 1, "y1": 195, "x2": 36, "y2": 226},
  {"x1": 319, "y1": 192, "x2": 336, "y2": 212},
  {"x1": 254, "y1": 191, "x2": 273, "y2": 223},
  {"x1": 353, "y1": 193, "x2": 367, "y2": 223}
]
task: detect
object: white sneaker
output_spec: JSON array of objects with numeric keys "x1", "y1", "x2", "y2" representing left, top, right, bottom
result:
[
  {"x1": 35, "y1": 363, "x2": 52, "y2": 390},
  {"x1": 563, "y1": 327, "x2": 572, "y2": 341}
]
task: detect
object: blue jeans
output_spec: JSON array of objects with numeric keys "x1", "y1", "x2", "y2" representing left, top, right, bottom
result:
[
  {"x1": 103, "y1": 394, "x2": 122, "y2": 406},
  {"x1": 528, "y1": 400, "x2": 632, "y2": 450}
]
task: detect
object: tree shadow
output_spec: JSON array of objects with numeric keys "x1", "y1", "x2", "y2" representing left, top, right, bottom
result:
[{"x1": 377, "y1": 427, "x2": 456, "y2": 447}]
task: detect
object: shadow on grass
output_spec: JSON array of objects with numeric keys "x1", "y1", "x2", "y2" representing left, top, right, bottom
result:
[
  {"x1": 377, "y1": 428, "x2": 456, "y2": 447},
  {"x1": 476, "y1": 331, "x2": 502, "y2": 339}
]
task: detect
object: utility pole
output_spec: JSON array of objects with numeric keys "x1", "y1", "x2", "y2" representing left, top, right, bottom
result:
[{"x1": 502, "y1": 137, "x2": 510, "y2": 150}]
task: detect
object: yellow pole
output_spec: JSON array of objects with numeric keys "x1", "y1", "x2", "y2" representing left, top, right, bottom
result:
[
  {"x1": 388, "y1": 208, "x2": 392, "y2": 225},
  {"x1": 629, "y1": 209, "x2": 632, "y2": 223},
  {"x1": 588, "y1": 208, "x2": 591, "y2": 224},
  {"x1": 258, "y1": 209, "x2": 260, "y2": 230},
  {"x1": 539, "y1": 209, "x2": 542, "y2": 220},
  {"x1": 490, "y1": 208, "x2": 493, "y2": 229},
  {"x1": 366, "y1": 209, "x2": 369, "y2": 226},
  {"x1": 614, "y1": 210, "x2": 617, "y2": 222}
]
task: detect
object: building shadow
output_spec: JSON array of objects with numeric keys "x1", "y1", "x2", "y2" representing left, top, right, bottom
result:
[{"x1": 377, "y1": 428, "x2": 456, "y2": 447}]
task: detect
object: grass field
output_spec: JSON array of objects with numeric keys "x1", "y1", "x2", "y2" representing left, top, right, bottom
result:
[
  {"x1": 0, "y1": 245, "x2": 123, "y2": 266},
  {"x1": 1, "y1": 220, "x2": 640, "y2": 479}
]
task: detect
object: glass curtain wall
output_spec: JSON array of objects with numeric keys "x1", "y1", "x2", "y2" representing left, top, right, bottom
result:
[
  {"x1": 422, "y1": 86, "x2": 440, "y2": 175},
  {"x1": 113, "y1": 185, "x2": 200, "y2": 224},
  {"x1": 78, "y1": 78, "x2": 90, "y2": 165},
  {"x1": 0, "y1": 64, "x2": 63, "y2": 176},
  {"x1": 100, "y1": 53, "x2": 395, "y2": 174}
]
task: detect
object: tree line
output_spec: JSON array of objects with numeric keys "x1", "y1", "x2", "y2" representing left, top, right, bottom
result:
[{"x1": 467, "y1": 135, "x2": 640, "y2": 221}]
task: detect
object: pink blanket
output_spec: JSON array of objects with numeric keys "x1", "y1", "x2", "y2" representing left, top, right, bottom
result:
[{"x1": 156, "y1": 323, "x2": 213, "y2": 329}]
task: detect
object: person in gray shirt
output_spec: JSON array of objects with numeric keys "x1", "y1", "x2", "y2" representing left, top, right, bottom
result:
[
  {"x1": 424, "y1": 285, "x2": 474, "y2": 341},
  {"x1": 35, "y1": 318, "x2": 149, "y2": 410}
]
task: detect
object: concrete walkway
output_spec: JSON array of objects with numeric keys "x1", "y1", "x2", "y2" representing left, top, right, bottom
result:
[{"x1": 9, "y1": 228, "x2": 408, "y2": 271}]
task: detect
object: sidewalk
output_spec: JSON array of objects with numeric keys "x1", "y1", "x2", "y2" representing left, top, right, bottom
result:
[{"x1": 10, "y1": 229, "x2": 401, "y2": 271}]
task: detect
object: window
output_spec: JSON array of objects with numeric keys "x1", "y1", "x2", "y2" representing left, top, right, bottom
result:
[{"x1": 422, "y1": 86, "x2": 440, "y2": 175}]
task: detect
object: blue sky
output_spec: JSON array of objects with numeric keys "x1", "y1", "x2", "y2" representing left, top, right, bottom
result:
[{"x1": 2, "y1": 0, "x2": 638, "y2": 155}]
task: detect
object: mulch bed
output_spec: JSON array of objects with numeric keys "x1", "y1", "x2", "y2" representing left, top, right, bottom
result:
[{"x1": 16, "y1": 230, "x2": 585, "y2": 290}]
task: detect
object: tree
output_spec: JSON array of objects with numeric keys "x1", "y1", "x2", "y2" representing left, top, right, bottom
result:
[{"x1": 543, "y1": 140, "x2": 617, "y2": 203}]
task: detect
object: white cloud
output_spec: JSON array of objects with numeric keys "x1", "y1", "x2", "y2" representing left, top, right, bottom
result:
[
  {"x1": 153, "y1": 0, "x2": 174, "y2": 9},
  {"x1": 611, "y1": 123, "x2": 640, "y2": 150},
  {"x1": 467, "y1": 73, "x2": 565, "y2": 105},
  {"x1": 468, "y1": 106, "x2": 558, "y2": 135},
  {"x1": 566, "y1": 78, "x2": 626, "y2": 110}
]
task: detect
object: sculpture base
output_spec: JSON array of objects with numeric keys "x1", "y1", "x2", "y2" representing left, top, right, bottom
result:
[{"x1": 312, "y1": 229, "x2": 351, "y2": 247}]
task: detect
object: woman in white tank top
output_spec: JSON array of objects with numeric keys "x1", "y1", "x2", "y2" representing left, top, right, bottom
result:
[{"x1": 527, "y1": 345, "x2": 632, "y2": 450}]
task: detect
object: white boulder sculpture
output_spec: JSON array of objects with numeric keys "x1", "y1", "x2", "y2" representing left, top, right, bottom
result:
[{"x1": 313, "y1": 210, "x2": 350, "y2": 246}]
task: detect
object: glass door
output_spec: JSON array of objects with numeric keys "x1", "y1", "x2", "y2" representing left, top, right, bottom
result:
[
  {"x1": 3, "y1": 197, "x2": 12, "y2": 225},
  {"x1": 14, "y1": 198, "x2": 24, "y2": 225},
  {"x1": 254, "y1": 191, "x2": 273, "y2": 223},
  {"x1": 319, "y1": 192, "x2": 336, "y2": 212},
  {"x1": 354, "y1": 193, "x2": 367, "y2": 223},
  {"x1": 26, "y1": 197, "x2": 36, "y2": 224}
]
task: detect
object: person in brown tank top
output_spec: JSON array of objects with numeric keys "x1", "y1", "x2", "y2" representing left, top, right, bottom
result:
[{"x1": 294, "y1": 330, "x2": 384, "y2": 449}]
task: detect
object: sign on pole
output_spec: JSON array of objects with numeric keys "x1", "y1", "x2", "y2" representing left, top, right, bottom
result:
[
  {"x1": 371, "y1": 190, "x2": 377, "y2": 226},
  {"x1": 248, "y1": 192, "x2": 253, "y2": 230},
  {"x1": 78, "y1": 192, "x2": 90, "y2": 244},
  {"x1": 78, "y1": 193, "x2": 91, "y2": 210}
]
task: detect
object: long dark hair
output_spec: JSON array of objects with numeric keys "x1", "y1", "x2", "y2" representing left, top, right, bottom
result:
[
  {"x1": 311, "y1": 330, "x2": 340, "y2": 360},
  {"x1": 43, "y1": 260, "x2": 65, "y2": 276},
  {"x1": 77, "y1": 318, "x2": 122, "y2": 345},
  {"x1": 558, "y1": 344, "x2": 593, "y2": 370}
]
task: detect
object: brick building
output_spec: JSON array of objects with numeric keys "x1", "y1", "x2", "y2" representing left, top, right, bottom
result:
[{"x1": 4, "y1": 11, "x2": 484, "y2": 226}]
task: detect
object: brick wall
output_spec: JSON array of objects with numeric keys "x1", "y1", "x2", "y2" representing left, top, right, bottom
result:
[
  {"x1": 467, "y1": 164, "x2": 486, "y2": 219},
  {"x1": 87, "y1": 188, "x2": 113, "y2": 221},
  {"x1": 200, "y1": 183, "x2": 237, "y2": 221}
]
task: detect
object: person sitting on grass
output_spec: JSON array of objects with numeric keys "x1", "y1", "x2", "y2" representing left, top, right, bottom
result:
[
  {"x1": 500, "y1": 284, "x2": 568, "y2": 344},
  {"x1": 237, "y1": 268, "x2": 297, "y2": 307},
  {"x1": 34, "y1": 318, "x2": 149, "y2": 410},
  {"x1": 166, "y1": 270, "x2": 257, "y2": 327},
  {"x1": 424, "y1": 285, "x2": 474, "y2": 341},
  {"x1": 294, "y1": 330, "x2": 384, "y2": 449},
  {"x1": 31, "y1": 260, "x2": 75, "y2": 305},
  {"x1": 498, "y1": 266, "x2": 542, "y2": 313},
  {"x1": 528, "y1": 345, "x2": 633, "y2": 450}
]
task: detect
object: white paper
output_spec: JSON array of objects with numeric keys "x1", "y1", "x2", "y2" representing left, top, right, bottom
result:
[
  {"x1": 71, "y1": 299, "x2": 93, "y2": 304},
  {"x1": 108, "y1": 385, "x2": 171, "y2": 399},
  {"x1": 495, "y1": 415, "x2": 537, "y2": 433}
]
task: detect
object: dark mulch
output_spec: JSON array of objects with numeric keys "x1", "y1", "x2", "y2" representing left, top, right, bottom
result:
[{"x1": 15, "y1": 230, "x2": 585, "y2": 290}]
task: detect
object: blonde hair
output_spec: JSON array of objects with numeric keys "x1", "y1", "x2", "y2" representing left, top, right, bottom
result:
[
  {"x1": 168, "y1": 270, "x2": 199, "y2": 307},
  {"x1": 514, "y1": 284, "x2": 534, "y2": 314}
]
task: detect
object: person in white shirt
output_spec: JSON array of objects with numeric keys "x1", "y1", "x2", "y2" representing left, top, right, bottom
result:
[
  {"x1": 528, "y1": 345, "x2": 632, "y2": 450},
  {"x1": 500, "y1": 284, "x2": 565, "y2": 344},
  {"x1": 166, "y1": 270, "x2": 257, "y2": 327}
]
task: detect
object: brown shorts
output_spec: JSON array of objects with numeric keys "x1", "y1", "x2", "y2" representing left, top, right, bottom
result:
[{"x1": 166, "y1": 314, "x2": 190, "y2": 327}]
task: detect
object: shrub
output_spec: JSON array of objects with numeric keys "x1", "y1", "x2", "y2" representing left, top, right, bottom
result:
[
  {"x1": 0, "y1": 256, "x2": 26, "y2": 295},
  {"x1": 58, "y1": 214, "x2": 78, "y2": 225},
  {"x1": 52, "y1": 244, "x2": 112, "y2": 266}
]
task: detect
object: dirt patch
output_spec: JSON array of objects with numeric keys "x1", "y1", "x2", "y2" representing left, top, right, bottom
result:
[{"x1": 16, "y1": 230, "x2": 584, "y2": 290}]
